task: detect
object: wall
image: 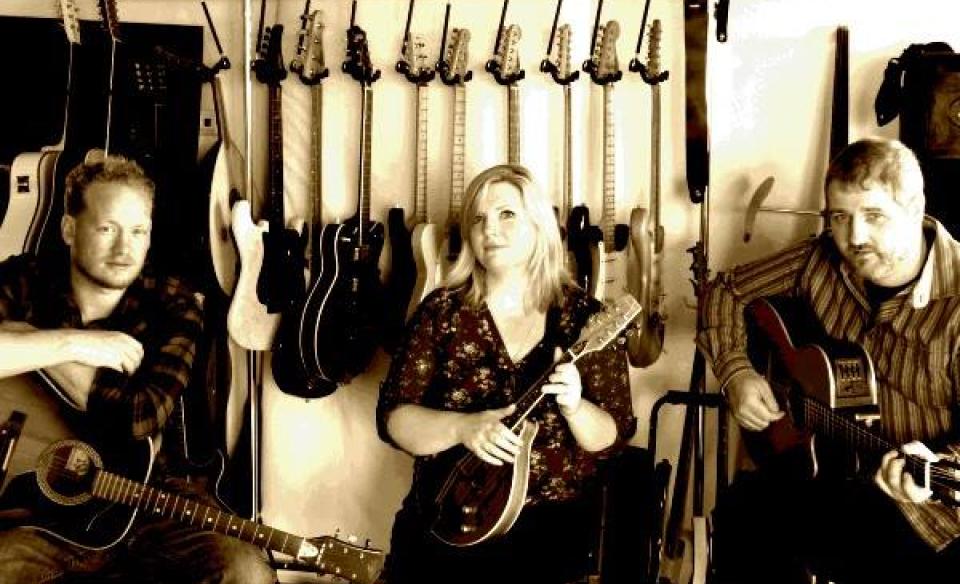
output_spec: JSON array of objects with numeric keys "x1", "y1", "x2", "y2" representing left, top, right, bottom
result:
[{"x1": 4, "y1": 0, "x2": 960, "y2": 563}]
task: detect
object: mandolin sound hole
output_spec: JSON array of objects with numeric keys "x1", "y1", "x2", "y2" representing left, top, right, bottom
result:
[{"x1": 35, "y1": 439, "x2": 101, "y2": 506}]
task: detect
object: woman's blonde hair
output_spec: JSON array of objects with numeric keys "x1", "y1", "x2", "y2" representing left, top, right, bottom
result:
[{"x1": 444, "y1": 164, "x2": 572, "y2": 310}]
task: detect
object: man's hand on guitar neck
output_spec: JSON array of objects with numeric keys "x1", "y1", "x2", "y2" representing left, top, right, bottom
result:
[
  {"x1": 875, "y1": 441, "x2": 937, "y2": 504},
  {"x1": 724, "y1": 369, "x2": 785, "y2": 431}
]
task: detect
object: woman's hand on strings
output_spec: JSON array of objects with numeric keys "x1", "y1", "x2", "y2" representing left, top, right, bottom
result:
[{"x1": 457, "y1": 405, "x2": 520, "y2": 466}]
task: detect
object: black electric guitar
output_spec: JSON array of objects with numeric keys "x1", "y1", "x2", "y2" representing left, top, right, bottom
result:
[
  {"x1": 384, "y1": 30, "x2": 436, "y2": 351},
  {"x1": 627, "y1": 19, "x2": 669, "y2": 368},
  {"x1": 0, "y1": 0, "x2": 80, "y2": 261},
  {"x1": 271, "y1": 10, "x2": 338, "y2": 399},
  {"x1": 437, "y1": 25, "x2": 472, "y2": 273},
  {"x1": 302, "y1": 22, "x2": 384, "y2": 385},
  {"x1": 418, "y1": 296, "x2": 641, "y2": 547},
  {"x1": 744, "y1": 297, "x2": 960, "y2": 511}
]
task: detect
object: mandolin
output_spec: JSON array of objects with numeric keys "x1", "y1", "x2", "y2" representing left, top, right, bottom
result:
[{"x1": 418, "y1": 296, "x2": 641, "y2": 547}]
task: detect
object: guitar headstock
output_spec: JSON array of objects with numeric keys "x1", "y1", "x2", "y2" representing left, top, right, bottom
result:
[
  {"x1": 570, "y1": 296, "x2": 641, "y2": 358},
  {"x1": 254, "y1": 25, "x2": 288, "y2": 86},
  {"x1": 397, "y1": 32, "x2": 435, "y2": 84},
  {"x1": 342, "y1": 24, "x2": 381, "y2": 85},
  {"x1": 541, "y1": 23, "x2": 578, "y2": 85},
  {"x1": 592, "y1": 20, "x2": 622, "y2": 85},
  {"x1": 636, "y1": 18, "x2": 670, "y2": 85},
  {"x1": 58, "y1": 0, "x2": 80, "y2": 45},
  {"x1": 96, "y1": 0, "x2": 121, "y2": 42},
  {"x1": 308, "y1": 534, "x2": 385, "y2": 584},
  {"x1": 487, "y1": 24, "x2": 523, "y2": 85},
  {"x1": 440, "y1": 28, "x2": 472, "y2": 85},
  {"x1": 291, "y1": 10, "x2": 329, "y2": 85}
]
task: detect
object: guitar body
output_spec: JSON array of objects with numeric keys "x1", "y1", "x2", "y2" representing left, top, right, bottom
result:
[
  {"x1": 305, "y1": 216, "x2": 385, "y2": 384},
  {"x1": 592, "y1": 225, "x2": 630, "y2": 302},
  {"x1": 407, "y1": 221, "x2": 442, "y2": 320},
  {"x1": 627, "y1": 207, "x2": 664, "y2": 367},
  {"x1": 383, "y1": 207, "x2": 415, "y2": 350},
  {"x1": 0, "y1": 374, "x2": 152, "y2": 550},
  {"x1": 743, "y1": 297, "x2": 879, "y2": 479},
  {"x1": 207, "y1": 141, "x2": 239, "y2": 296},
  {"x1": 227, "y1": 200, "x2": 280, "y2": 351},
  {"x1": 0, "y1": 149, "x2": 61, "y2": 261},
  {"x1": 420, "y1": 420, "x2": 538, "y2": 547},
  {"x1": 439, "y1": 225, "x2": 462, "y2": 282},
  {"x1": 566, "y1": 205, "x2": 597, "y2": 292}
]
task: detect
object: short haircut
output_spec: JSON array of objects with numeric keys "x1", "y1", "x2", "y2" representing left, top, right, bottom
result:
[
  {"x1": 445, "y1": 164, "x2": 571, "y2": 311},
  {"x1": 64, "y1": 155, "x2": 155, "y2": 217},
  {"x1": 824, "y1": 138, "x2": 925, "y2": 209}
]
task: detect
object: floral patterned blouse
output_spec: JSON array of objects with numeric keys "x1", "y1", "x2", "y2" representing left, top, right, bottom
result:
[{"x1": 377, "y1": 284, "x2": 636, "y2": 504}]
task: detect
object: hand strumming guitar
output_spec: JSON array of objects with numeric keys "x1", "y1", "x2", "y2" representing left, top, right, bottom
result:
[{"x1": 724, "y1": 369, "x2": 785, "y2": 431}]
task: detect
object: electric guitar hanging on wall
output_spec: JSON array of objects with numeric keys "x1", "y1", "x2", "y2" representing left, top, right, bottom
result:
[
  {"x1": 384, "y1": 30, "x2": 436, "y2": 351},
  {"x1": 587, "y1": 21, "x2": 630, "y2": 304},
  {"x1": 271, "y1": 10, "x2": 338, "y2": 399},
  {"x1": 0, "y1": 0, "x2": 81, "y2": 261},
  {"x1": 543, "y1": 22, "x2": 597, "y2": 291},
  {"x1": 301, "y1": 20, "x2": 384, "y2": 385},
  {"x1": 627, "y1": 19, "x2": 669, "y2": 368},
  {"x1": 227, "y1": 26, "x2": 298, "y2": 352},
  {"x1": 437, "y1": 24, "x2": 472, "y2": 273},
  {"x1": 487, "y1": 22, "x2": 524, "y2": 164}
]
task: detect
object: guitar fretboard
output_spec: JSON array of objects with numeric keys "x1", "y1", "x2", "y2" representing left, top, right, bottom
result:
[
  {"x1": 268, "y1": 85, "x2": 286, "y2": 228},
  {"x1": 601, "y1": 84, "x2": 617, "y2": 248},
  {"x1": 93, "y1": 470, "x2": 305, "y2": 557},
  {"x1": 507, "y1": 84, "x2": 520, "y2": 165},
  {"x1": 449, "y1": 84, "x2": 466, "y2": 227},
  {"x1": 309, "y1": 84, "x2": 323, "y2": 274},
  {"x1": 562, "y1": 84, "x2": 572, "y2": 221},
  {"x1": 358, "y1": 85, "x2": 374, "y2": 240},
  {"x1": 414, "y1": 84, "x2": 429, "y2": 224}
]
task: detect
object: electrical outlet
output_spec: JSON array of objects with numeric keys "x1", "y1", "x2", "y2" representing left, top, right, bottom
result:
[{"x1": 199, "y1": 110, "x2": 217, "y2": 136}]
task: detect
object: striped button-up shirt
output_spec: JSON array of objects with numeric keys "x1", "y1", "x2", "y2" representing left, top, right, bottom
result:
[
  {"x1": 0, "y1": 253, "x2": 203, "y2": 442},
  {"x1": 696, "y1": 216, "x2": 960, "y2": 550}
]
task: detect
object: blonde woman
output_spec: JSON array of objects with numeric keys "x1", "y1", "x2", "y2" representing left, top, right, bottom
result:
[{"x1": 376, "y1": 164, "x2": 635, "y2": 583}]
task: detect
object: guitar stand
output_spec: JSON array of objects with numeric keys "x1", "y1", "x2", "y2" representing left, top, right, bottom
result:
[{"x1": 648, "y1": 390, "x2": 724, "y2": 583}]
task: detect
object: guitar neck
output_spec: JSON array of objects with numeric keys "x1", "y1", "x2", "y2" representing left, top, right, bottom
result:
[
  {"x1": 449, "y1": 84, "x2": 466, "y2": 228},
  {"x1": 414, "y1": 84, "x2": 429, "y2": 224},
  {"x1": 268, "y1": 85, "x2": 285, "y2": 228},
  {"x1": 309, "y1": 84, "x2": 323, "y2": 273},
  {"x1": 801, "y1": 396, "x2": 893, "y2": 458},
  {"x1": 562, "y1": 84, "x2": 573, "y2": 218},
  {"x1": 601, "y1": 84, "x2": 616, "y2": 248},
  {"x1": 93, "y1": 470, "x2": 307, "y2": 557},
  {"x1": 650, "y1": 84, "x2": 663, "y2": 253},
  {"x1": 357, "y1": 85, "x2": 374, "y2": 234},
  {"x1": 507, "y1": 84, "x2": 520, "y2": 165}
]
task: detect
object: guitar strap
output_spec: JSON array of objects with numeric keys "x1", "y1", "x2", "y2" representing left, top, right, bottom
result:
[{"x1": 683, "y1": 0, "x2": 709, "y2": 204}]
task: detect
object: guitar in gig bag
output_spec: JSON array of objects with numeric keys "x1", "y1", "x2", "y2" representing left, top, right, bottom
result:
[
  {"x1": 298, "y1": 18, "x2": 384, "y2": 385},
  {"x1": 0, "y1": 374, "x2": 384, "y2": 583},
  {"x1": 416, "y1": 296, "x2": 641, "y2": 547}
]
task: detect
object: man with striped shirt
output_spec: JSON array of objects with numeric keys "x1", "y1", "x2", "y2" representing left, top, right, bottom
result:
[
  {"x1": 698, "y1": 138, "x2": 960, "y2": 583},
  {"x1": 0, "y1": 157, "x2": 275, "y2": 583}
]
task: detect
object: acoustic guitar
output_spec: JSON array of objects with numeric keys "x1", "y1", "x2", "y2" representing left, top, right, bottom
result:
[
  {"x1": 417, "y1": 295, "x2": 641, "y2": 547},
  {"x1": 744, "y1": 297, "x2": 960, "y2": 510},
  {"x1": 0, "y1": 375, "x2": 384, "y2": 583},
  {"x1": 0, "y1": 0, "x2": 81, "y2": 262}
]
